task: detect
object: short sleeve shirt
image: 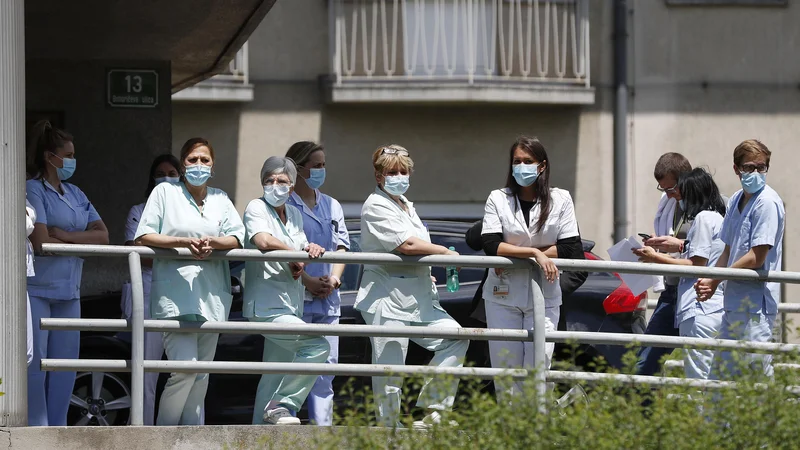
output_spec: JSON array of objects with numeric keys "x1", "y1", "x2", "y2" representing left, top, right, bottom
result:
[
  {"x1": 26, "y1": 178, "x2": 102, "y2": 300},
  {"x1": 287, "y1": 190, "x2": 350, "y2": 317},
  {"x1": 676, "y1": 211, "x2": 725, "y2": 326},
  {"x1": 135, "y1": 182, "x2": 245, "y2": 322},
  {"x1": 719, "y1": 186, "x2": 784, "y2": 315},
  {"x1": 242, "y1": 199, "x2": 309, "y2": 319}
]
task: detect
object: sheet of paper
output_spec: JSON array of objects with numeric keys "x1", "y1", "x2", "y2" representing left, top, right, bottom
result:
[{"x1": 607, "y1": 236, "x2": 659, "y2": 297}]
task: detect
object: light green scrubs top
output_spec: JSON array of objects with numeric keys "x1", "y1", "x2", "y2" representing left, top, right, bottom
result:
[
  {"x1": 242, "y1": 198, "x2": 309, "y2": 319},
  {"x1": 355, "y1": 188, "x2": 448, "y2": 323},
  {"x1": 135, "y1": 182, "x2": 245, "y2": 322}
]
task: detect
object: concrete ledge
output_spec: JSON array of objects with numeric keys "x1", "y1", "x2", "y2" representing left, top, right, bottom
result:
[
  {"x1": 0, "y1": 425, "x2": 367, "y2": 450},
  {"x1": 173, "y1": 83, "x2": 254, "y2": 102}
]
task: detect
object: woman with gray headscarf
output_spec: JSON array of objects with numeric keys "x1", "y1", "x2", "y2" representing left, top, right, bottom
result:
[{"x1": 243, "y1": 156, "x2": 330, "y2": 425}]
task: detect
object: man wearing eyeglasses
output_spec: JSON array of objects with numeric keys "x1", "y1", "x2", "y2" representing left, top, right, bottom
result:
[
  {"x1": 696, "y1": 140, "x2": 784, "y2": 380},
  {"x1": 634, "y1": 152, "x2": 693, "y2": 376}
]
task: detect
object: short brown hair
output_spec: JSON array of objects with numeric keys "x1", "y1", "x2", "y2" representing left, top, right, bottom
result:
[
  {"x1": 372, "y1": 144, "x2": 414, "y2": 174},
  {"x1": 179, "y1": 137, "x2": 215, "y2": 164},
  {"x1": 654, "y1": 152, "x2": 692, "y2": 181},
  {"x1": 733, "y1": 139, "x2": 771, "y2": 167}
]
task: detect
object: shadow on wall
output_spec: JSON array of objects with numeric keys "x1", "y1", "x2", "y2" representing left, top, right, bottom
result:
[
  {"x1": 172, "y1": 103, "x2": 243, "y2": 205},
  {"x1": 318, "y1": 103, "x2": 581, "y2": 206}
]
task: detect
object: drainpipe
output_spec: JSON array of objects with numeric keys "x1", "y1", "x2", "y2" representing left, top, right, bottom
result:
[
  {"x1": 613, "y1": 0, "x2": 629, "y2": 243},
  {"x1": 0, "y1": 0, "x2": 28, "y2": 426}
]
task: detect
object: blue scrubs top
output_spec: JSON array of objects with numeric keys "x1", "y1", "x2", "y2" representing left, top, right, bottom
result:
[
  {"x1": 719, "y1": 186, "x2": 785, "y2": 315},
  {"x1": 287, "y1": 190, "x2": 350, "y2": 317},
  {"x1": 26, "y1": 178, "x2": 102, "y2": 300},
  {"x1": 135, "y1": 182, "x2": 245, "y2": 322},
  {"x1": 676, "y1": 211, "x2": 725, "y2": 326}
]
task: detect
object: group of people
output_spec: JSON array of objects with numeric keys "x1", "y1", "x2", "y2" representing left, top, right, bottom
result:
[
  {"x1": 22, "y1": 117, "x2": 782, "y2": 429},
  {"x1": 632, "y1": 141, "x2": 784, "y2": 382}
]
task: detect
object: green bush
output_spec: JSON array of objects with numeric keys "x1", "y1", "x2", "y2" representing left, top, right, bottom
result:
[{"x1": 312, "y1": 348, "x2": 800, "y2": 450}]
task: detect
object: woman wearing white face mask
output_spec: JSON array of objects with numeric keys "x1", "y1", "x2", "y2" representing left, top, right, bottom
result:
[
  {"x1": 481, "y1": 136, "x2": 579, "y2": 404},
  {"x1": 285, "y1": 141, "x2": 350, "y2": 426},
  {"x1": 242, "y1": 156, "x2": 330, "y2": 425},
  {"x1": 356, "y1": 145, "x2": 469, "y2": 429},
  {"x1": 120, "y1": 153, "x2": 181, "y2": 425},
  {"x1": 134, "y1": 138, "x2": 245, "y2": 426}
]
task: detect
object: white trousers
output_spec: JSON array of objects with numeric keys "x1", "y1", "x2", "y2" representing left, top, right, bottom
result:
[
  {"x1": 485, "y1": 298, "x2": 559, "y2": 404},
  {"x1": 678, "y1": 311, "x2": 723, "y2": 379},
  {"x1": 121, "y1": 276, "x2": 165, "y2": 426},
  {"x1": 360, "y1": 310, "x2": 469, "y2": 427},
  {"x1": 301, "y1": 312, "x2": 339, "y2": 426},
  {"x1": 156, "y1": 331, "x2": 219, "y2": 425}
]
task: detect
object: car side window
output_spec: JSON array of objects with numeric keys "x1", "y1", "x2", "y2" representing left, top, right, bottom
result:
[{"x1": 339, "y1": 235, "x2": 362, "y2": 292}]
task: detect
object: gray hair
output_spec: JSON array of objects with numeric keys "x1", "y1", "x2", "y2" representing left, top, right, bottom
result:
[{"x1": 260, "y1": 156, "x2": 297, "y2": 185}]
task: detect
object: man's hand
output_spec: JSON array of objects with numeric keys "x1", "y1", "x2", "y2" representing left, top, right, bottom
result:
[
  {"x1": 645, "y1": 236, "x2": 683, "y2": 253},
  {"x1": 694, "y1": 278, "x2": 720, "y2": 302}
]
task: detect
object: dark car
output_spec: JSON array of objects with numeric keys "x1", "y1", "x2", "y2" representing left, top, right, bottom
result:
[{"x1": 70, "y1": 220, "x2": 646, "y2": 426}]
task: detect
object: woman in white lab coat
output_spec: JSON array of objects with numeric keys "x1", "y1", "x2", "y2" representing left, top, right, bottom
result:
[
  {"x1": 481, "y1": 136, "x2": 579, "y2": 403},
  {"x1": 121, "y1": 153, "x2": 182, "y2": 425},
  {"x1": 356, "y1": 144, "x2": 469, "y2": 429}
]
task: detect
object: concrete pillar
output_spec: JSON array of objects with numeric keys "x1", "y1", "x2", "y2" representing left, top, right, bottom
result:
[{"x1": 0, "y1": 0, "x2": 27, "y2": 427}]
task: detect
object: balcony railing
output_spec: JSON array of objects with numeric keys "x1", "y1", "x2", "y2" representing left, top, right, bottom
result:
[
  {"x1": 325, "y1": 0, "x2": 593, "y2": 104},
  {"x1": 173, "y1": 42, "x2": 253, "y2": 102}
]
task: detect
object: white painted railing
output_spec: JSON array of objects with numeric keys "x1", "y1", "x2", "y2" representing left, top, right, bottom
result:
[
  {"x1": 211, "y1": 42, "x2": 250, "y2": 84},
  {"x1": 329, "y1": 0, "x2": 590, "y2": 86}
]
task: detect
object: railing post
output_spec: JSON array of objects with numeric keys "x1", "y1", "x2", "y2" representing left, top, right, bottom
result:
[
  {"x1": 530, "y1": 265, "x2": 547, "y2": 414},
  {"x1": 128, "y1": 252, "x2": 145, "y2": 426}
]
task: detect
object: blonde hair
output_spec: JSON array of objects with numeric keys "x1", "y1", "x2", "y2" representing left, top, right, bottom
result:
[
  {"x1": 372, "y1": 144, "x2": 414, "y2": 174},
  {"x1": 733, "y1": 139, "x2": 771, "y2": 167}
]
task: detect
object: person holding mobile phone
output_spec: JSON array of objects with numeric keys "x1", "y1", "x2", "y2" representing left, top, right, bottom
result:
[{"x1": 633, "y1": 153, "x2": 692, "y2": 377}]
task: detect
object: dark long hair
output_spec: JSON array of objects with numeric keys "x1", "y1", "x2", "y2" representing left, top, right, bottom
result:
[
  {"x1": 505, "y1": 136, "x2": 552, "y2": 232},
  {"x1": 28, "y1": 120, "x2": 73, "y2": 179},
  {"x1": 677, "y1": 168, "x2": 726, "y2": 221},
  {"x1": 145, "y1": 154, "x2": 182, "y2": 198}
]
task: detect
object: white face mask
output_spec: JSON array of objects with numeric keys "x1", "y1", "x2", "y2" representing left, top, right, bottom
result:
[{"x1": 263, "y1": 184, "x2": 292, "y2": 207}]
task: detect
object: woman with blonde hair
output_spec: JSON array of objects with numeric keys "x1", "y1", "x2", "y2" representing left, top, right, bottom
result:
[{"x1": 355, "y1": 144, "x2": 468, "y2": 429}]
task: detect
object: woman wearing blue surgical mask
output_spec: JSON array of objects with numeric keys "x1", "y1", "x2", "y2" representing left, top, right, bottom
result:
[
  {"x1": 480, "y1": 136, "x2": 579, "y2": 404},
  {"x1": 284, "y1": 141, "x2": 350, "y2": 426},
  {"x1": 356, "y1": 145, "x2": 468, "y2": 429},
  {"x1": 120, "y1": 153, "x2": 181, "y2": 425},
  {"x1": 242, "y1": 156, "x2": 330, "y2": 425},
  {"x1": 134, "y1": 138, "x2": 245, "y2": 426},
  {"x1": 26, "y1": 120, "x2": 110, "y2": 426}
]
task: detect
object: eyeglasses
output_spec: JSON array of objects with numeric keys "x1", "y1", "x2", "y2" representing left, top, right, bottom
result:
[
  {"x1": 380, "y1": 147, "x2": 409, "y2": 157},
  {"x1": 656, "y1": 183, "x2": 678, "y2": 194},
  {"x1": 739, "y1": 164, "x2": 769, "y2": 174},
  {"x1": 263, "y1": 178, "x2": 292, "y2": 187}
]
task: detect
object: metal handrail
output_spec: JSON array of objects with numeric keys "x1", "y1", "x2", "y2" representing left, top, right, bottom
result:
[{"x1": 38, "y1": 243, "x2": 800, "y2": 426}]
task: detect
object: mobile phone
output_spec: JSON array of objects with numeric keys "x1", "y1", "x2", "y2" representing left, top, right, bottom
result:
[{"x1": 638, "y1": 233, "x2": 652, "y2": 241}]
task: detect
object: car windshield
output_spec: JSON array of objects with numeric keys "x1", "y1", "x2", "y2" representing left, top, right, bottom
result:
[{"x1": 340, "y1": 231, "x2": 485, "y2": 292}]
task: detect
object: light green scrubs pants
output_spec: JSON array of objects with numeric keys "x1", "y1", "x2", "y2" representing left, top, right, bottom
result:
[
  {"x1": 250, "y1": 314, "x2": 330, "y2": 424},
  {"x1": 361, "y1": 310, "x2": 469, "y2": 426}
]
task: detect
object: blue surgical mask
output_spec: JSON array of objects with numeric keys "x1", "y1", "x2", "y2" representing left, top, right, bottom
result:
[
  {"x1": 155, "y1": 176, "x2": 180, "y2": 185},
  {"x1": 263, "y1": 184, "x2": 292, "y2": 207},
  {"x1": 383, "y1": 175, "x2": 410, "y2": 196},
  {"x1": 512, "y1": 163, "x2": 540, "y2": 187},
  {"x1": 303, "y1": 168, "x2": 326, "y2": 190},
  {"x1": 678, "y1": 199, "x2": 686, "y2": 211},
  {"x1": 49, "y1": 153, "x2": 76, "y2": 181},
  {"x1": 185, "y1": 165, "x2": 212, "y2": 187},
  {"x1": 740, "y1": 172, "x2": 766, "y2": 194}
]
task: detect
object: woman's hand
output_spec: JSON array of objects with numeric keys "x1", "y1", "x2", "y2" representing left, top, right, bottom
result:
[
  {"x1": 305, "y1": 275, "x2": 333, "y2": 298},
  {"x1": 632, "y1": 246, "x2": 659, "y2": 263},
  {"x1": 47, "y1": 226, "x2": 66, "y2": 241},
  {"x1": 534, "y1": 250, "x2": 558, "y2": 283},
  {"x1": 185, "y1": 237, "x2": 212, "y2": 260},
  {"x1": 645, "y1": 236, "x2": 683, "y2": 253},
  {"x1": 290, "y1": 262, "x2": 305, "y2": 280},
  {"x1": 305, "y1": 243, "x2": 325, "y2": 259},
  {"x1": 694, "y1": 278, "x2": 719, "y2": 302}
]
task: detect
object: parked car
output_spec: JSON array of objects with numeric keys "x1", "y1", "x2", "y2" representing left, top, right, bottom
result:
[{"x1": 69, "y1": 220, "x2": 646, "y2": 426}]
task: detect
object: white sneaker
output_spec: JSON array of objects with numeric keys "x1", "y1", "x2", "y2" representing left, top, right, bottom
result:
[
  {"x1": 263, "y1": 406, "x2": 300, "y2": 425},
  {"x1": 412, "y1": 411, "x2": 458, "y2": 430}
]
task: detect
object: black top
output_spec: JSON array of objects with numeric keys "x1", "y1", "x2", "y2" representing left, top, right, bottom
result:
[{"x1": 519, "y1": 199, "x2": 536, "y2": 226}]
